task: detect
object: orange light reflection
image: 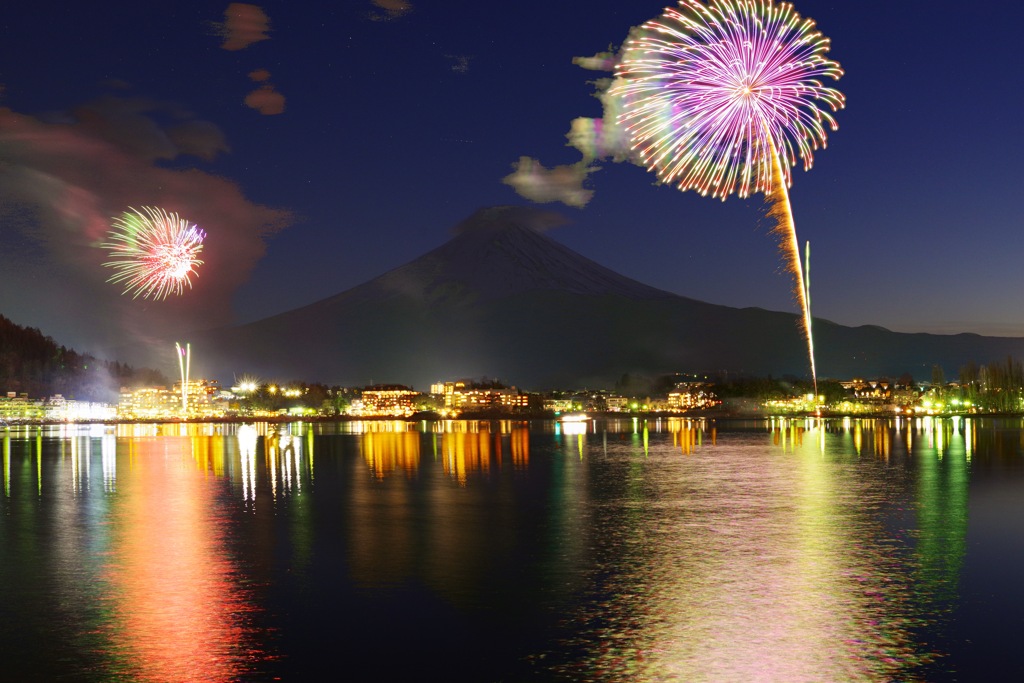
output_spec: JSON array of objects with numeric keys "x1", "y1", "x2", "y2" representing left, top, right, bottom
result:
[{"x1": 101, "y1": 435, "x2": 262, "y2": 682}]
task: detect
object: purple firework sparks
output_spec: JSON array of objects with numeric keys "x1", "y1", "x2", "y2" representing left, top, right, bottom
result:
[{"x1": 614, "y1": 0, "x2": 844, "y2": 199}]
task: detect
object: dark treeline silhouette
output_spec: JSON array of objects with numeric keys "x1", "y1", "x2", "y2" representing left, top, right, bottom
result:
[
  {"x1": 957, "y1": 356, "x2": 1024, "y2": 412},
  {"x1": 705, "y1": 373, "x2": 847, "y2": 404},
  {"x1": 0, "y1": 314, "x2": 167, "y2": 402}
]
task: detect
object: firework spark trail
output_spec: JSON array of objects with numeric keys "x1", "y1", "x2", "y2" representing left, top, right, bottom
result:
[
  {"x1": 805, "y1": 240, "x2": 814, "y2": 396},
  {"x1": 613, "y1": 0, "x2": 843, "y2": 388},
  {"x1": 176, "y1": 341, "x2": 191, "y2": 414},
  {"x1": 766, "y1": 142, "x2": 815, "y2": 393},
  {"x1": 103, "y1": 207, "x2": 206, "y2": 300}
]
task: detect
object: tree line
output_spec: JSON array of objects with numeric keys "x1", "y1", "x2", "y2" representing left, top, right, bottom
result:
[
  {"x1": 0, "y1": 314, "x2": 166, "y2": 402},
  {"x1": 953, "y1": 357, "x2": 1024, "y2": 412}
]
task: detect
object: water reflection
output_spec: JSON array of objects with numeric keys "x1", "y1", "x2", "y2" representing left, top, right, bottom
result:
[
  {"x1": 266, "y1": 426, "x2": 307, "y2": 497},
  {"x1": 511, "y1": 425, "x2": 529, "y2": 469},
  {"x1": 3, "y1": 428, "x2": 9, "y2": 496},
  {"x1": 63, "y1": 426, "x2": 103, "y2": 493},
  {"x1": 101, "y1": 435, "x2": 262, "y2": 682},
  {"x1": 99, "y1": 422, "x2": 270, "y2": 505},
  {"x1": 541, "y1": 418, "x2": 977, "y2": 681},
  {"x1": 0, "y1": 418, "x2": 1014, "y2": 681},
  {"x1": 362, "y1": 430, "x2": 420, "y2": 479},
  {"x1": 669, "y1": 417, "x2": 712, "y2": 454},
  {"x1": 0, "y1": 426, "x2": 270, "y2": 682},
  {"x1": 347, "y1": 422, "x2": 534, "y2": 483},
  {"x1": 238, "y1": 424, "x2": 258, "y2": 506},
  {"x1": 442, "y1": 429, "x2": 491, "y2": 483},
  {"x1": 915, "y1": 419, "x2": 968, "y2": 612}
]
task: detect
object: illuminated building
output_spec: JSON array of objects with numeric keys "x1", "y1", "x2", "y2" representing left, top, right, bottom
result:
[
  {"x1": 605, "y1": 396, "x2": 629, "y2": 412},
  {"x1": 118, "y1": 387, "x2": 180, "y2": 419},
  {"x1": 173, "y1": 379, "x2": 222, "y2": 417},
  {"x1": 431, "y1": 380, "x2": 529, "y2": 412},
  {"x1": 667, "y1": 382, "x2": 718, "y2": 411},
  {"x1": 835, "y1": 377, "x2": 926, "y2": 413},
  {"x1": 117, "y1": 379, "x2": 223, "y2": 419},
  {"x1": 430, "y1": 381, "x2": 460, "y2": 398},
  {"x1": 356, "y1": 385, "x2": 419, "y2": 417},
  {"x1": 0, "y1": 392, "x2": 45, "y2": 420},
  {"x1": 117, "y1": 387, "x2": 176, "y2": 419},
  {"x1": 45, "y1": 395, "x2": 116, "y2": 421},
  {"x1": 0, "y1": 392, "x2": 115, "y2": 421},
  {"x1": 543, "y1": 398, "x2": 576, "y2": 412},
  {"x1": 453, "y1": 388, "x2": 528, "y2": 410},
  {"x1": 840, "y1": 378, "x2": 892, "y2": 401}
]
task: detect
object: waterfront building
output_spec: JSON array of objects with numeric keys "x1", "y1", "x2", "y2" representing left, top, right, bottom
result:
[
  {"x1": 0, "y1": 392, "x2": 45, "y2": 420},
  {"x1": 431, "y1": 380, "x2": 529, "y2": 411},
  {"x1": 605, "y1": 396, "x2": 629, "y2": 412},
  {"x1": 45, "y1": 395, "x2": 116, "y2": 421},
  {"x1": 452, "y1": 387, "x2": 529, "y2": 410},
  {"x1": 543, "y1": 397, "x2": 575, "y2": 412},
  {"x1": 356, "y1": 385, "x2": 420, "y2": 417},
  {"x1": 172, "y1": 379, "x2": 223, "y2": 417},
  {"x1": 667, "y1": 382, "x2": 718, "y2": 411},
  {"x1": 432, "y1": 380, "x2": 466, "y2": 408},
  {"x1": 118, "y1": 387, "x2": 180, "y2": 420},
  {"x1": 1, "y1": 392, "x2": 116, "y2": 422}
]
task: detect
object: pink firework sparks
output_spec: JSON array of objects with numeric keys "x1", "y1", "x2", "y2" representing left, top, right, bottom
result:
[
  {"x1": 614, "y1": 0, "x2": 844, "y2": 199},
  {"x1": 103, "y1": 207, "x2": 206, "y2": 300}
]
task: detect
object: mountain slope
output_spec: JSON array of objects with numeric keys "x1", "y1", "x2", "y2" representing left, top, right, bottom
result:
[{"x1": 124, "y1": 207, "x2": 1024, "y2": 389}]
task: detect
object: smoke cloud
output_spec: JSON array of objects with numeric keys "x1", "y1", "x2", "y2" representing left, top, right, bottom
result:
[
  {"x1": 502, "y1": 157, "x2": 596, "y2": 209},
  {"x1": 244, "y1": 70, "x2": 285, "y2": 115},
  {"x1": 0, "y1": 98, "x2": 291, "y2": 356},
  {"x1": 218, "y1": 3, "x2": 271, "y2": 51},
  {"x1": 503, "y1": 39, "x2": 648, "y2": 208},
  {"x1": 370, "y1": 1, "x2": 413, "y2": 21}
]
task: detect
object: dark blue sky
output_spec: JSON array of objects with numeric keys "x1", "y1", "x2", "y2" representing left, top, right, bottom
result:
[{"x1": 0, "y1": 0, "x2": 1021, "y2": 357}]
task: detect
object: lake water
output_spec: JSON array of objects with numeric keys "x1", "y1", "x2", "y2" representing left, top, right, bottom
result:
[{"x1": 1, "y1": 416, "x2": 1022, "y2": 682}]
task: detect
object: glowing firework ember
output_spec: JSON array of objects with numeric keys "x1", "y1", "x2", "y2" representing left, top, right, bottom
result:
[
  {"x1": 614, "y1": 0, "x2": 843, "y2": 389},
  {"x1": 103, "y1": 207, "x2": 206, "y2": 300}
]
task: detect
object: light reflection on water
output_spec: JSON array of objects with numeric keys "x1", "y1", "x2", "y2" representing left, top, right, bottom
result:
[
  {"x1": 541, "y1": 419, "x2": 961, "y2": 682},
  {"x1": 1, "y1": 425, "x2": 272, "y2": 682},
  {"x1": 0, "y1": 418, "x2": 1003, "y2": 681},
  {"x1": 99, "y1": 436, "x2": 264, "y2": 682}
]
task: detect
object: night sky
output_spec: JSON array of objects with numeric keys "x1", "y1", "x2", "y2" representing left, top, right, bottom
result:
[{"x1": 0, "y1": 0, "x2": 1021, "y2": 361}]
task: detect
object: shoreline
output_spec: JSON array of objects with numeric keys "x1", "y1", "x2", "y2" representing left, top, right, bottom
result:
[{"x1": 3, "y1": 409, "x2": 1020, "y2": 428}]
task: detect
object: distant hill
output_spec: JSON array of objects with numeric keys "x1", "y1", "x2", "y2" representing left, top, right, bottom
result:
[
  {"x1": 114, "y1": 206, "x2": 1024, "y2": 390},
  {"x1": 0, "y1": 314, "x2": 167, "y2": 401}
]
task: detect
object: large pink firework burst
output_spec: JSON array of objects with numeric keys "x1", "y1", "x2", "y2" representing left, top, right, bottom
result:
[
  {"x1": 103, "y1": 207, "x2": 206, "y2": 300},
  {"x1": 614, "y1": 0, "x2": 844, "y2": 198}
]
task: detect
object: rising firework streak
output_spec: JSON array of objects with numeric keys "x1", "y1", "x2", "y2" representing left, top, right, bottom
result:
[{"x1": 614, "y1": 0, "x2": 843, "y2": 389}]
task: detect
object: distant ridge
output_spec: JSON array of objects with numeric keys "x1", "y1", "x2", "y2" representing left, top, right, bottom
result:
[{"x1": 117, "y1": 206, "x2": 1024, "y2": 389}]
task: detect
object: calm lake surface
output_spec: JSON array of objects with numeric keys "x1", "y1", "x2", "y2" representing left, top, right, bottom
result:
[{"x1": 2, "y1": 416, "x2": 1022, "y2": 682}]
